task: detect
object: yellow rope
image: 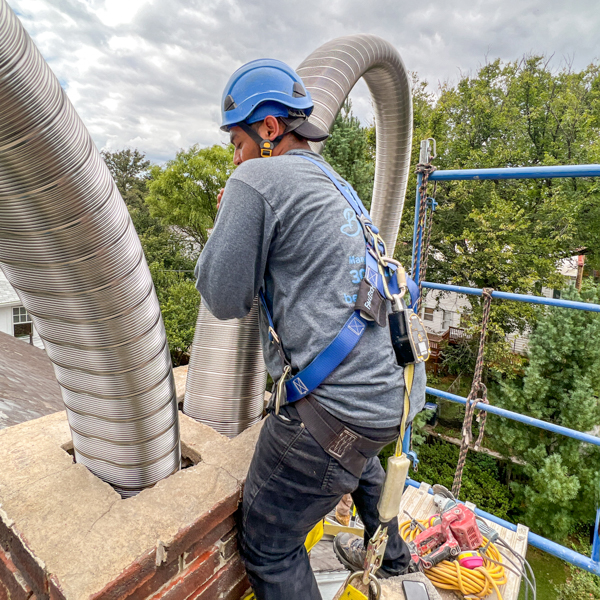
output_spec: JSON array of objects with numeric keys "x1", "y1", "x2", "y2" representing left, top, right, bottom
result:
[{"x1": 399, "y1": 519, "x2": 507, "y2": 599}]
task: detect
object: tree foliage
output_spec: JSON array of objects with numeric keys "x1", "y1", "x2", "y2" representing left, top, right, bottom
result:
[
  {"x1": 555, "y1": 563, "x2": 600, "y2": 600},
  {"x1": 149, "y1": 265, "x2": 200, "y2": 366},
  {"x1": 397, "y1": 58, "x2": 600, "y2": 345},
  {"x1": 147, "y1": 144, "x2": 235, "y2": 247},
  {"x1": 102, "y1": 148, "x2": 199, "y2": 365},
  {"x1": 491, "y1": 283, "x2": 600, "y2": 540},
  {"x1": 407, "y1": 439, "x2": 515, "y2": 520},
  {"x1": 322, "y1": 99, "x2": 375, "y2": 210}
]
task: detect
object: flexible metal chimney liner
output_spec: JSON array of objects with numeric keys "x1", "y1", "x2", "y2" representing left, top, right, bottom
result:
[
  {"x1": 0, "y1": 0, "x2": 180, "y2": 497},
  {"x1": 297, "y1": 34, "x2": 413, "y2": 252},
  {"x1": 185, "y1": 34, "x2": 411, "y2": 437},
  {"x1": 184, "y1": 299, "x2": 267, "y2": 438}
]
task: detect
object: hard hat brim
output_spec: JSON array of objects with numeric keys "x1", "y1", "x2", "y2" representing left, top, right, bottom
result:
[{"x1": 281, "y1": 117, "x2": 329, "y2": 142}]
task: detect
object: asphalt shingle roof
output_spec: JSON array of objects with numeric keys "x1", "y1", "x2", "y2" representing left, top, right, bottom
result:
[{"x1": 0, "y1": 331, "x2": 64, "y2": 429}]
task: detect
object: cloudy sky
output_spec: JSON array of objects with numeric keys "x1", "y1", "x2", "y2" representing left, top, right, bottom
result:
[{"x1": 8, "y1": 0, "x2": 600, "y2": 163}]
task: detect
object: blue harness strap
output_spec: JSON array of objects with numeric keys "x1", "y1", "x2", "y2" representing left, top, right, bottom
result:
[
  {"x1": 285, "y1": 310, "x2": 368, "y2": 403},
  {"x1": 259, "y1": 155, "x2": 419, "y2": 405}
]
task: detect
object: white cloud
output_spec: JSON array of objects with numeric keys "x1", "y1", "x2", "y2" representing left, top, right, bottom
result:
[
  {"x1": 94, "y1": 0, "x2": 150, "y2": 27},
  {"x1": 5, "y1": 0, "x2": 600, "y2": 163}
]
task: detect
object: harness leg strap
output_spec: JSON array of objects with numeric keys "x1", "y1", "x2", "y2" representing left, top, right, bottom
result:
[{"x1": 295, "y1": 395, "x2": 385, "y2": 478}]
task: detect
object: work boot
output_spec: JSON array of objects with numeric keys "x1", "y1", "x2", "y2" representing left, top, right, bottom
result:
[
  {"x1": 333, "y1": 533, "x2": 419, "y2": 578},
  {"x1": 333, "y1": 533, "x2": 367, "y2": 573}
]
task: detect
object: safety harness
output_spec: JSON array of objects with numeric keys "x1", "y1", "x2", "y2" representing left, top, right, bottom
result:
[
  {"x1": 257, "y1": 156, "x2": 431, "y2": 599},
  {"x1": 260, "y1": 156, "x2": 419, "y2": 408}
]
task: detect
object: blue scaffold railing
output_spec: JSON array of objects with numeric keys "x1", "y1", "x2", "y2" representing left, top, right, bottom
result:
[{"x1": 405, "y1": 140, "x2": 600, "y2": 576}]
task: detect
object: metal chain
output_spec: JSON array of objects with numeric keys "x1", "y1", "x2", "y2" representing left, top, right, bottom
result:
[{"x1": 452, "y1": 288, "x2": 494, "y2": 499}]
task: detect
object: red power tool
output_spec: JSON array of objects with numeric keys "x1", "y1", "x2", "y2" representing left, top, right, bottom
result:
[{"x1": 408, "y1": 504, "x2": 483, "y2": 570}]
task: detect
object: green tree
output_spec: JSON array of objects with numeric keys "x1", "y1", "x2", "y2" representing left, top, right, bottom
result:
[
  {"x1": 397, "y1": 438, "x2": 516, "y2": 520},
  {"x1": 102, "y1": 148, "x2": 194, "y2": 271},
  {"x1": 555, "y1": 565, "x2": 600, "y2": 600},
  {"x1": 491, "y1": 283, "x2": 600, "y2": 540},
  {"x1": 147, "y1": 144, "x2": 235, "y2": 248},
  {"x1": 102, "y1": 148, "x2": 199, "y2": 365},
  {"x1": 396, "y1": 58, "x2": 600, "y2": 347},
  {"x1": 322, "y1": 99, "x2": 375, "y2": 209},
  {"x1": 149, "y1": 265, "x2": 200, "y2": 366},
  {"x1": 102, "y1": 148, "x2": 150, "y2": 212},
  {"x1": 144, "y1": 144, "x2": 236, "y2": 365}
]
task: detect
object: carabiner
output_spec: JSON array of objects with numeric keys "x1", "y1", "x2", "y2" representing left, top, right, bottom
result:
[
  {"x1": 345, "y1": 571, "x2": 382, "y2": 600},
  {"x1": 391, "y1": 292, "x2": 406, "y2": 312},
  {"x1": 268, "y1": 326, "x2": 280, "y2": 344},
  {"x1": 275, "y1": 365, "x2": 291, "y2": 415}
]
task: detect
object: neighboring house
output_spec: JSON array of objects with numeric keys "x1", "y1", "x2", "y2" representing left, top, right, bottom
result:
[
  {"x1": 422, "y1": 256, "x2": 580, "y2": 355},
  {"x1": 0, "y1": 268, "x2": 43, "y2": 349},
  {"x1": 0, "y1": 330, "x2": 63, "y2": 429}
]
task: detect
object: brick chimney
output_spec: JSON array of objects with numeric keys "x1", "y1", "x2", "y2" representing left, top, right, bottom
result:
[{"x1": 0, "y1": 411, "x2": 262, "y2": 600}]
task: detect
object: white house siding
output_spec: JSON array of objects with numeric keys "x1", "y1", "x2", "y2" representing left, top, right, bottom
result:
[
  {"x1": 0, "y1": 270, "x2": 44, "y2": 349},
  {"x1": 421, "y1": 289, "x2": 471, "y2": 335},
  {"x1": 0, "y1": 306, "x2": 12, "y2": 339},
  {"x1": 421, "y1": 256, "x2": 579, "y2": 356}
]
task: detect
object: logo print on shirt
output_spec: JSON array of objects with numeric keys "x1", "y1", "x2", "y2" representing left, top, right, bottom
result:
[
  {"x1": 340, "y1": 208, "x2": 361, "y2": 237},
  {"x1": 293, "y1": 378, "x2": 309, "y2": 395}
]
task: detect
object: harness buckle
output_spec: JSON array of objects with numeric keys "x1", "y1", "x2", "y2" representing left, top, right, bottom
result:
[
  {"x1": 274, "y1": 365, "x2": 291, "y2": 415},
  {"x1": 362, "y1": 525, "x2": 388, "y2": 585}
]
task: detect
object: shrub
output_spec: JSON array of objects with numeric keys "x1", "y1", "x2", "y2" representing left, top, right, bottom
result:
[
  {"x1": 555, "y1": 566, "x2": 600, "y2": 600},
  {"x1": 390, "y1": 438, "x2": 516, "y2": 520}
]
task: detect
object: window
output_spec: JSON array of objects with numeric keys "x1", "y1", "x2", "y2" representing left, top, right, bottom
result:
[
  {"x1": 12, "y1": 307, "x2": 32, "y2": 338},
  {"x1": 553, "y1": 289, "x2": 561, "y2": 299},
  {"x1": 442, "y1": 310, "x2": 453, "y2": 330},
  {"x1": 423, "y1": 307, "x2": 434, "y2": 322}
]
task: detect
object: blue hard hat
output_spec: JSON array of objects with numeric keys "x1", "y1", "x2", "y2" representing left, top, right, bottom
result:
[{"x1": 220, "y1": 59, "x2": 314, "y2": 132}]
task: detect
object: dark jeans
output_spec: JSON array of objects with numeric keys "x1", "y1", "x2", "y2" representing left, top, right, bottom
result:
[{"x1": 239, "y1": 405, "x2": 411, "y2": 600}]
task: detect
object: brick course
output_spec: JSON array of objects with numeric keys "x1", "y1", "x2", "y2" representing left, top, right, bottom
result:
[
  {"x1": 0, "y1": 527, "x2": 46, "y2": 598},
  {"x1": 1, "y1": 499, "x2": 249, "y2": 600},
  {"x1": 0, "y1": 547, "x2": 32, "y2": 600}
]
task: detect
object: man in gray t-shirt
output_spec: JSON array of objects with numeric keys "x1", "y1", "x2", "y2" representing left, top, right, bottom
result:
[{"x1": 195, "y1": 59, "x2": 419, "y2": 600}]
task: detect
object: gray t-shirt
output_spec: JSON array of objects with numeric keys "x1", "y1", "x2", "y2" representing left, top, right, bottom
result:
[{"x1": 195, "y1": 149, "x2": 425, "y2": 429}]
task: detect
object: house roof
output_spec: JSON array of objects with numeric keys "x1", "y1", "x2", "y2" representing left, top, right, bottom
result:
[
  {"x1": 0, "y1": 331, "x2": 64, "y2": 429},
  {"x1": 0, "y1": 269, "x2": 20, "y2": 307}
]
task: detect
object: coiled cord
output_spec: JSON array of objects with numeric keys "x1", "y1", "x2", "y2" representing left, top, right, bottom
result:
[{"x1": 399, "y1": 519, "x2": 507, "y2": 599}]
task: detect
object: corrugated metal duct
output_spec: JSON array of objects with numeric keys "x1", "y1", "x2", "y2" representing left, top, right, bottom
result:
[
  {"x1": 184, "y1": 34, "x2": 412, "y2": 435},
  {"x1": 183, "y1": 300, "x2": 266, "y2": 438},
  {"x1": 297, "y1": 34, "x2": 413, "y2": 252},
  {"x1": 0, "y1": 0, "x2": 180, "y2": 497}
]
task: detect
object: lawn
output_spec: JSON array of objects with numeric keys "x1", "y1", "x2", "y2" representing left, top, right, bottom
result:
[{"x1": 518, "y1": 546, "x2": 569, "y2": 600}]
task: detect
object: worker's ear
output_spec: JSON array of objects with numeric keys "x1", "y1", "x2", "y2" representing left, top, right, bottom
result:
[{"x1": 259, "y1": 115, "x2": 284, "y2": 141}]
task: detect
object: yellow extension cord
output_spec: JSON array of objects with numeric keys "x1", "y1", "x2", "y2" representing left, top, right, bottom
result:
[{"x1": 399, "y1": 519, "x2": 507, "y2": 600}]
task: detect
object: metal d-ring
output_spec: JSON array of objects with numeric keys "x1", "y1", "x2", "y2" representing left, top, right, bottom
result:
[{"x1": 346, "y1": 571, "x2": 382, "y2": 600}]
